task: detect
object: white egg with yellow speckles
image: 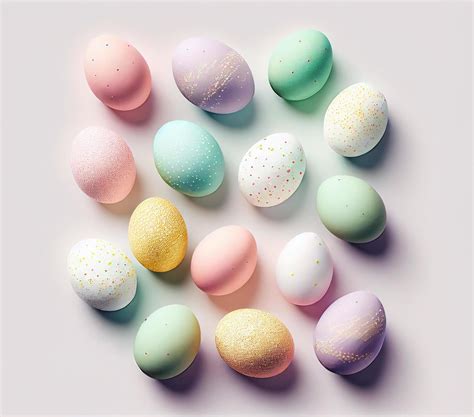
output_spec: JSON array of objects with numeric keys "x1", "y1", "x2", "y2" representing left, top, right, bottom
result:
[
  {"x1": 238, "y1": 133, "x2": 306, "y2": 207},
  {"x1": 276, "y1": 232, "x2": 333, "y2": 306},
  {"x1": 67, "y1": 239, "x2": 137, "y2": 311},
  {"x1": 324, "y1": 83, "x2": 388, "y2": 157}
]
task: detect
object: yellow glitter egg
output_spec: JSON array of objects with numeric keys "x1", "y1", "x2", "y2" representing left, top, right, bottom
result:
[
  {"x1": 128, "y1": 197, "x2": 187, "y2": 272},
  {"x1": 215, "y1": 308, "x2": 294, "y2": 378}
]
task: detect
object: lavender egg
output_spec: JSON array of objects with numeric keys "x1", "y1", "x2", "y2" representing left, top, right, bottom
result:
[
  {"x1": 313, "y1": 291, "x2": 386, "y2": 375},
  {"x1": 172, "y1": 37, "x2": 255, "y2": 114}
]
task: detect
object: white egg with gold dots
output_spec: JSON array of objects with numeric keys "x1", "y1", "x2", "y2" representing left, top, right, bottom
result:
[{"x1": 67, "y1": 238, "x2": 137, "y2": 311}]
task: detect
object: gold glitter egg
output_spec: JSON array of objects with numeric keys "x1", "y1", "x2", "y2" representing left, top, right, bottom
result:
[
  {"x1": 128, "y1": 197, "x2": 188, "y2": 272},
  {"x1": 215, "y1": 308, "x2": 294, "y2": 378}
]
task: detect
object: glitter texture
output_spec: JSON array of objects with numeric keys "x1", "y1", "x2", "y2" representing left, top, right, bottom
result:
[
  {"x1": 324, "y1": 83, "x2": 388, "y2": 157},
  {"x1": 128, "y1": 197, "x2": 188, "y2": 272},
  {"x1": 215, "y1": 309, "x2": 294, "y2": 378}
]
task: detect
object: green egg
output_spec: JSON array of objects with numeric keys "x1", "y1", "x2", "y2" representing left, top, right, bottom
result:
[
  {"x1": 134, "y1": 304, "x2": 201, "y2": 380},
  {"x1": 316, "y1": 175, "x2": 386, "y2": 243},
  {"x1": 268, "y1": 29, "x2": 333, "y2": 101},
  {"x1": 153, "y1": 120, "x2": 225, "y2": 197}
]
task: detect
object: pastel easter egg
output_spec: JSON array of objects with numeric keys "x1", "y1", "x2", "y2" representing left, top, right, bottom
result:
[
  {"x1": 67, "y1": 239, "x2": 137, "y2": 311},
  {"x1": 324, "y1": 83, "x2": 388, "y2": 157},
  {"x1": 153, "y1": 120, "x2": 225, "y2": 197},
  {"x1": 134, "y1": 304, "x2": 201, "y2": 380},
  {"x1": 215, "y1": 309, "x2": 294, "y2": 378},
  {"x1": 238, "y1": 133, "x2": 306, "y2": 207},
  {"x1": 172, "y1": 37, "x2": 254, "y2": 114},
  {"x1": 276, "y1": 232, "x2": 333, "y2": 306},
  {"x1": 191, "y1": 225, "x2": 257, "y2": 296},
  {"x1": 316, "y1": 175, "x2": 386, "y2": 243},
  {"x1": 268, "y1": 29, "x2": 332, "y2": 101},
  {"x1": 84, "y1": 34, "x2": 151, "y2": 111},
  {"x1": 128, "y1": 197, "x2": 188, "y2": 272},
  {"x1": 314, "y1": 291, "x2": 386, "y2": 375},
  {"x1": 70, "y1": 126, "x2": 136, "y2": 204}
]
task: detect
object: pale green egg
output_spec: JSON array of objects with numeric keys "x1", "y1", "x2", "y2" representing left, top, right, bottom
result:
[
  {"x1": 268, "y1": 29, "x2": 332, "y2": 101},
  {"x1": 134, "y1": 304, "x2": 201, "y2": 380},
  {"x1": 153, "y1": 120, "x2": 225, "y2": 197},
  {"x1": 316, "y1": 175, "x2": 386, "y2": 243}
]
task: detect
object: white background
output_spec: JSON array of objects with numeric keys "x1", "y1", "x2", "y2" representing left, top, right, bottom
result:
[{"x1": 1, "y1": 1, "x2": 472, "y2": 415}]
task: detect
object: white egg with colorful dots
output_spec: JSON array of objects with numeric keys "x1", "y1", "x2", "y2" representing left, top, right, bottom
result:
[
  {"x1": 276, "y1": 232, "x2": 333, "y2": 306},
  {"x1": 67, "y1": 239, "x2": 137, "y2": 311},
  {"x1": 238, "y1": 133, "x2": 306, "y2": 207},
  {"x1": 324, "y1": 83, "x2": 388, "y2": 157}
]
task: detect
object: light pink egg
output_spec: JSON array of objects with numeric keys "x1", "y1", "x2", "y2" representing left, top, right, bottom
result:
[
  {"x1": 71, "y1": 126, "x2": 136, "y2": 204},
  {"x1": 191, "y1": 225, "x2": 257, "y2": 296},
  {"x1": 84, "y1": 34, "x2": 151, "y2": 111}
]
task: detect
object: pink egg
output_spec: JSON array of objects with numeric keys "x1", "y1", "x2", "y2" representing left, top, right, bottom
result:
[
  {"x1": 191, "y1": 225, "x2": 257, "y2": 296},
  {"x1": 84, "y1": 34, "x2": 151, "y2": 111},
  {"x1": 71, "y1": 126, "x2": 136, "y2": 204}
]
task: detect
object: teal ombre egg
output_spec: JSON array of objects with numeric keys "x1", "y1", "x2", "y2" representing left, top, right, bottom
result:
[
  {"x1": 153, "y1": 120, "x2": 225, "y2": 197},
  {"x1": 268, "y1": 29, "x2": 332, "y2": 101}
]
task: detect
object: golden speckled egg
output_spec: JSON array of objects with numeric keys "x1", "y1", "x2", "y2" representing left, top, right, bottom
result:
[
  {"x1": 128, "y1": 197, "x2": 187, "y2": 272},
  {"x1": 215, "y1": 309, "x2": 294, "y2": 378}
]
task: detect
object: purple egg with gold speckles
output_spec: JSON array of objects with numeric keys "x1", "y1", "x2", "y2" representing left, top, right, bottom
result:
[
  {"x1": 313, "y1": 291, "x2": 386, "y2": 375},
  {"x1": 172, "y1": 37, "x2": 255, "y2": 114}
]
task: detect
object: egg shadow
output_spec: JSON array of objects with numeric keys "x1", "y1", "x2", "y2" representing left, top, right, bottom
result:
[
  {"x1": 233, "y1": 361, "x2": 299, "y2": 393},
  {"x1": 283, "y1": 62, "x2": 342, "y2": 115},
  {"x1": 254, "y1": 170, "x2": 309, "y2": 221},
  {"x1": 204, "y1": 99, "x2": 257, "y2": 128},
  {"x1": 297, "y1": 267, "x2": 343, "y2": 320},
  {"x1": 99, "y1": 172, "x2": 145, "y2": 217},
  {"x1": 152, "y1": 250, "x2": 192, "y2": 285},
  {"x1": 156, "y1": 350, "x2": 204, "y2": 393},
  {"x1": 340, "y1": 333, "x2": 391, "y2": 388},
  {"x1": 95, "y1": 278, "x2": 142, "y2": 324},
  {"x1": 347, "y1": 225, "x2": 392, "y2": 257},
  {"x1": 344, "y1": 120, "x2": 393, "y2": 169},
  {"x1": 185, "y1": 167, "x2": 230, "y2": 210},
  {"x1": 208, "y1": 261, "x2": 261, "y2": 311},
  {"x1": 109, "y1": 90, "x2": 156, "y2": 125}
]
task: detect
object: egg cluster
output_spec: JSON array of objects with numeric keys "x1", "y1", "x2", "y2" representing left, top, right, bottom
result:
[{"x1": 68, "y1": 29, "x2": 390, "y2": 383}]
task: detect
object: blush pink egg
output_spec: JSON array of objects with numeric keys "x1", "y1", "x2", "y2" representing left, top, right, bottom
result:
[
  {"x1": 84, "y1": 34, "x2": 151, "y2": 111},
  {"x1": 71, "y1": 126, "x2": 136, "y2": 204},
  {"x1": 191, "y1": 225, "x2": 257, "y2": 296}
]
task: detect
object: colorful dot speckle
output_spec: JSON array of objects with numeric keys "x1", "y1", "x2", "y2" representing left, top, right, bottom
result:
[{"x1": 238, "y1": 133, "x2": 306, "y2": 207}]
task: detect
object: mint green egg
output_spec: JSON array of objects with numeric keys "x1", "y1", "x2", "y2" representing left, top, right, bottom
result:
[
  {"x1": 316, "y1": 175, "x2": 386, "y2": 243},
  {"x1": 268, "y1": 29, "x2": 332, "y2": 101},
  {"x1": 153, "y1": 120, "x2": 225, "y2": 197},
  {"x1": 134, "y1": 304, "x2": 201, "y2": 380}
]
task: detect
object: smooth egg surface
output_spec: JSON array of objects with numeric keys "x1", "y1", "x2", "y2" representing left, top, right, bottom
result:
[
  {"x1": 172, "y1": 37, "x2": 254, "y2": 114},
  {"x1": 324, "y1": 82, "x2": 388, "y2": 157},
  {"x1": 67, "y1": 239, "x2": 137, "y2": 311},
  {"x1": 70, "y1": 126, "x2": 136, "y2": 204},
  {"x1": 128, "y1": 197, "x2": 188, "y2": 272},
  {"x1": 215, "y1": 309, "x2": 294, "y2": 378},
  {"x1": 314, "y1": 291, "x2": 386, "y2": 375},
  {"x1": 84, "y1": 34, "x2": 151, "y2": 111},
  {"x1": 276, "y1": 232, "x2": 333, "y2": 305},
  {"x1": 316, "y1": 175, "x2": 386, "y2": 243},
  {"x1": 238, "y1": 133, "x2": 306, "y2": 207},
  {"x1": 191, "y1": 225, "x2": 257, "y2": 296},
  {"x1": 153, "y1": 120, "x2": 225, "y2": 197},
  {"x1": 268, "y1": 29, "x2": 332, "y2": 101},
  {"x1": 134, "y1": 304, "x2": 201, "y2": 380}
]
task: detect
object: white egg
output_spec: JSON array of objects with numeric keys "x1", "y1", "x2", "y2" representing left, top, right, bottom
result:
[
  {"x1": 238, "y1": 133, "x2": 306, "y2": 207},
  {"x1": 324, "y1": 82, "x2": 388, "y2": 157},
  {"x1": 276, "y1": 232, "x2": 333, "y2": 306},
  {"x1": 67, "y1": 239, "x2": 137, "y2": 311}
]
